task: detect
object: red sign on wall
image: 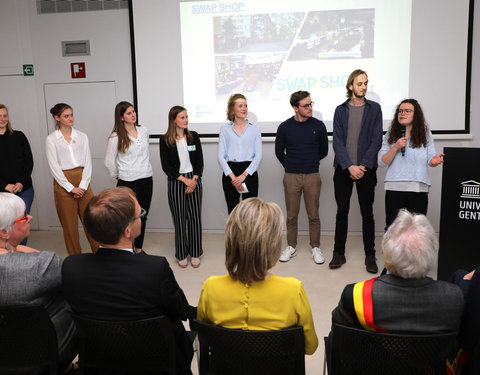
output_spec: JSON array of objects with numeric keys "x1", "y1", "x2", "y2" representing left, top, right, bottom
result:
[{"x1": 71, "y1": 62, "x2": 86, "y2": 79}]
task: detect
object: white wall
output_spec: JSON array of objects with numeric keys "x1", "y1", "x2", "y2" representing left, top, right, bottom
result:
[{"x1": 1, "y1": 0, "x2": 479, "y2": 235}]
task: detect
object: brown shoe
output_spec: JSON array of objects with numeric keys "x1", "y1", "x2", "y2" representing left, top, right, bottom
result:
[
  {"x1": 365, "y1": 255, "x2": 378, "y2": 274},
  {"x1": 191, "y1": 257, "x2": 201, "y2": 268},
  {"x1": 329, "y1": 252, "x2": 346, "y2": 269},
  {"x1": 178, "y1": 258, "x2": 188, "y2": 268}
]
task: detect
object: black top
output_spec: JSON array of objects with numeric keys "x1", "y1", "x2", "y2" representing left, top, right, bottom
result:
[
  {"x1": 159, "y1": 131, "x2": 204, "y2": 179},
  {"x1": 0, "y1": 130, "x2": 33, "y2": 191}
]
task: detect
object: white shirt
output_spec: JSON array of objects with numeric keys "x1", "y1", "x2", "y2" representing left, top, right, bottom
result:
[
  {"x1": 45, "y1": 128, "x2": 92, "y2": 192},
  {"x1": 104, "y1": 125, "x2": 153, "y2": 181},
  {"x1": 176, "y1": 137, "x2": 193, "y2": 174}
]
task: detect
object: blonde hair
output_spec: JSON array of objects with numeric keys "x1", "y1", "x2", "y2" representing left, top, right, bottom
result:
[
  {"x1": 226, "y1": 93, "x2": 247, "y2": 122},
  {"x1": 0, "y1": 104, "x2": 13, "y2": 135},
  {"x1": 165, "y1": 106, "x2": 193, "y2": 147},
  {"x1": 225, "y1": 198, "x2": 284, "y2": 284}
]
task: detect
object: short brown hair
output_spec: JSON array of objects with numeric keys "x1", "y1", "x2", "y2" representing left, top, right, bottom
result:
[
  {"x1": 290, "y1": 90, "x2": 310, "y2": 107},
  {"x1": 225, "y1": 198, "x2": 284, "y2": 284},
  {"x1": 84, "y1": 187, "x2": 136, "y2": 245},
  {"x1": 226, "y1": 93, "x2": 247, "y2": 122},
  {"x1": 346, "y1": 69, "x2": 367, "y2": 99}
]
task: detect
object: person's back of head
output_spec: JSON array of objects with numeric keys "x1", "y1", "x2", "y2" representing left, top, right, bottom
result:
[
  {"x1": 83, "y1": 187, "x2": 136, "y2": 246},
  {"x1": 225, "y1": 197, "x2": 284, "y2": 284},
  {"x1": 382, "y1": 209, "x2": 437, "y2": 279}
]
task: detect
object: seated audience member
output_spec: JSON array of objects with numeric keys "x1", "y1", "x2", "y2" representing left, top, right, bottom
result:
[
  {"x1": 332, "y1": 209, "x2": 464, "y2": 333},
  {"x1": 0, "y1": 193, "x2": 77, "y2": 373},
  {"x1": 449, "y1": 266, "x2": 480, "y2": 374},
  {"x1": 62, "y1": 187, "x2": 195, "y2": 375},
  {"x1": 198, "y1": 197, "x2": 319, "y2": 355}
]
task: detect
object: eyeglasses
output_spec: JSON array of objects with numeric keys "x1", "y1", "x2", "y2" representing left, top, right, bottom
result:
[
  {"x1": 134, "y1": 208, "x2": 147, "y2": 221},
  {"x1": 299, "y1": 101, "x2": 314, "y2": 109},
  {"x1": 398, "y1": 109, "x2": 414, "y2": 114},
  {"x1": 14, "y1": 212, "x2": 29, "y2": 223}
]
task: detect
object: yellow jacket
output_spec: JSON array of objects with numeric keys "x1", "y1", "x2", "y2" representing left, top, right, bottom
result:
[{"x1": 198, "y1": 274, "x2": 319, "y2": 354}]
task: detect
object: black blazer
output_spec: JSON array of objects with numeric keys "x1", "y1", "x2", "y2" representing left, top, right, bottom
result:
[
  {"x1": 62, "y1": 248, "x2": 194, "y2": 375},
  {"x1": 159, "y1": 131, "x2": 203, "y2": 180}
]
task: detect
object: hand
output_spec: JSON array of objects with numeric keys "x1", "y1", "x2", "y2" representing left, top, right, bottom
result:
[
  {"x1": 430, "y1": 153, "x2": 445, "y2": 166},
  {"x1": 71, "y1": 187, "x2": 85, "y2": 199},
  {"x1": 348, "y1": 165, "x2": 366, "y2": 180},
  {"x1": 5, "y1": 184, "x2": 16, "y2": 193},
  {"x1": 395, "y1": 137, "x2": 407, "y2": 151},
  {"x1": 13, "y1": 182, "x2": 23, "y2": 193},
  {"x1": 184, "y1": 178, "x2": 197, "y2": 194}
]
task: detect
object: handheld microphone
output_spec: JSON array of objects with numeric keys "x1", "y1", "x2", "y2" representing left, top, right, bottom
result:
[{"x1": 400, "y1": 128, "x2": 405, "y2": 157}]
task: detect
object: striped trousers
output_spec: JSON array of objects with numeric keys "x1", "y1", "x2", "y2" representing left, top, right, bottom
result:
[{"x1": 167, "y1": 172, "x2": 203, "y2": 260}]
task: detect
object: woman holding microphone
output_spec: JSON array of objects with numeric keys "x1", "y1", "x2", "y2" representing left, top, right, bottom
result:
[
  {"x1": 218, "y1": 93, "x2": 262, "y2": 213},
  {"x1": 160, "y1": 106, "x2": 204, "y2": 268},
  {"x1": 46, "y1": 103, "x2": 98, "y2": 254},
  {"x1": 378, "y1": 99, "x2": 444, "y2": 228},
  {"x1": 105, "y1": 101, "x2": 153, "y2": 252}
]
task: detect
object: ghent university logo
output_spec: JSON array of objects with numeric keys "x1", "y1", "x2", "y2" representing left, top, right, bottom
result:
[{"x1": 459, "y1": 180, "x2": 480, "y2": 220}]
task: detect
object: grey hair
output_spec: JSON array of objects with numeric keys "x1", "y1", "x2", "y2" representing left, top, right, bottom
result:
[
  {"x1": 382, "y1": 209, "x2": 437, "y2": 279},
  {"x1": 0, "y1": 193, "x2": 26, "y2": 236}
]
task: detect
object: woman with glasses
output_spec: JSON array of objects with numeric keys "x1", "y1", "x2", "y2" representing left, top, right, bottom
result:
[
  {"x1": 218, "y1": 93, "x2": 262, "y2": 213},
  {"x1": 105, "y1": 101, "x2": 153, "y2": 253},
  {"x1": 0, "y1": 104, "x2": 34, "y2": 245},
  {"x1": 0, "y1": 193, "x2": 77, "y2": 373},
  {"x1": 378, "y1": 99, "x2": 444, "y2": 228},
  {"x1": 198, "y1": 198, "x2": 318, "y2": 355},
  {"x1": 46, "y1": 103, "x2": 98, "y2": 255},
  {"x1": 160, "y1": 106, "x2": 203, "y2": 268}
]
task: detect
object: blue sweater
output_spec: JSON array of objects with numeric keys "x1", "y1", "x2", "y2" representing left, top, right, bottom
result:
[
  {"x1": 378, "y1": 130, "x2": 437, "y2": 186},
  {"x1": 275, "y1": 116, "x2": 328, "y2": 173},
  {"x1": 333, "y1": 99, "x2": 383, "y2": 170}
]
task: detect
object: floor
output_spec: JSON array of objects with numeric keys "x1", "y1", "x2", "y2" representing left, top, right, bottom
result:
[{"x1": 29, "y1": 230, "x2": 392, "y2": 374}]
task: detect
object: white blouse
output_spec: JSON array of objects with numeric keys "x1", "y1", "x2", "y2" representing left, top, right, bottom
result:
[
  {"x1": 176, "y1": 137, "x2": 193, "y2": 174},
  {"x1": 104, "y1": 126, "x2": 153, "y2": 181},
  {"x1": 45, "y1": 128, "x2": 92, "y2": 192}
]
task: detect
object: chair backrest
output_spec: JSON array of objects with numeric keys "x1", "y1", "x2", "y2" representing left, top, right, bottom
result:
[
  {"x1": 73, "y1": 314, "x2": 176, "y2": 375},
  {"x1": 331, "y1": 323, "x2": 457, "y2": 375},
  {"x1": 0, "y1": 305, "x2": 58, "y2": 375},
  {"x1": 194, "y1": 320, "x2": 305, "y2": 375}
]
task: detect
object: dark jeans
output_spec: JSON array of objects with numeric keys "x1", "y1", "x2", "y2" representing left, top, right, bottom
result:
[
  {"x1": 385, "y1": 190, "x2": 428, "y2": 229},
  {"x1": 117, "y1": 177, "x2": 153, "y2": 250},
  {"x1": 222, "y1": 161, "x2": 258, "y2": 214},
  {"x1": 333, "y1": 166, "x2": 376, "y2": 256},
  {"x1": 17, "y1": 186, "x2": 34, "y2": 246}
]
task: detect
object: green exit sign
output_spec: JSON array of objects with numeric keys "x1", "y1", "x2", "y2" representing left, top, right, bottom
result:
[{"x1": 23, "y1": 64, "x2": 34, "y2": 76}]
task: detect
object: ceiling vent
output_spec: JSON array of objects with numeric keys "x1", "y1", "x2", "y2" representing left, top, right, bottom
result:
[{"x1": 62, "y1": 40, "x2": 91, "y2": 57}]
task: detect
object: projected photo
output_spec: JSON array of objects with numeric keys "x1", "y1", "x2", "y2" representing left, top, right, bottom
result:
[
  {"x1": 215, "y1": 54, "x2": 285, "y2": 97},
  {"x1": 289, "y1": 8, "x2": 375, "y2": 60},
  {"x1": 213, "y1": 13, "x2": 304, "y2": 54}
]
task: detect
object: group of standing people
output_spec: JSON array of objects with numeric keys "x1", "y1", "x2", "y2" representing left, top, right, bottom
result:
[
  {"x1": 1, "y1": 67, "x2": 445, "y2": 273},
  {"x1": 275, "y1": 69, "x2": 444, "y2": 275}
]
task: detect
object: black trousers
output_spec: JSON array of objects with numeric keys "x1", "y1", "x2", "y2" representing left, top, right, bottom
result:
[
  {"x1": 385, "y1": 190, "x2": 428, "y2": 229},
  {"x1": 222, "y1": 161, "x2": 259, "y2": 214},
  {"x1": 117, "y1": 176, "x2": 153, "y2": 250},
  {"x1": 333, "y1": 166, "x2": 377, "y2": 256}
]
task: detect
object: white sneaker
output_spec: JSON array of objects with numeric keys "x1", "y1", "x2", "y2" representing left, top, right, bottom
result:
[
  {"x1": 279, "y1": 246, "x2": 296, "y2": 262},
  {"x1": 312, "y1": 247, "x2": 325, "y2": 264}
]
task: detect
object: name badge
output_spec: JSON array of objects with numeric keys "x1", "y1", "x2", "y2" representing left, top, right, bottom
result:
[{"x1": 187, "y1": 145, "x2": 196, "y2": 151}]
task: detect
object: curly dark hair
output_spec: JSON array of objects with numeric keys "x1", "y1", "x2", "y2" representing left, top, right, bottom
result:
[{"x1": 387, "y1": 99, "x2": 428, "y2": 148}]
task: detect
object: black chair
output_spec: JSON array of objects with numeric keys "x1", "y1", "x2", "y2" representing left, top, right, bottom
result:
[
  {"x1": 326, "y1": 323, "x2": 457, "y2": 375},
  {"x1": 194, "y1": 319, "x2": 305, "y2": 375},
  {"x1": 0, "y1": 305, "x2": 58, "y2": 375},
  {"x1": 73, "y1": 314, "x2": 176, "y2": 375}
]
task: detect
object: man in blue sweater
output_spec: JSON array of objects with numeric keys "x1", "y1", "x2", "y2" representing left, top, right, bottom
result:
[
  {"x1": 275, "y1": 91, "x2": 328, "y2": 264},
  {"x1": 331, "y1": 69, "x2": 383, "y2": 273}
]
